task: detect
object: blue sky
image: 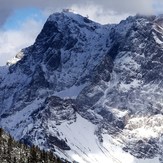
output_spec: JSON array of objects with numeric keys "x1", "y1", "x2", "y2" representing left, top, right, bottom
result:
[
  {"x1": 153, "y1": 1, "x2": 163, "y2": 14},
  {"x1": 3, "y1": 7, "x2": 45, "y2": 30},
  {"x1": 0, "y1": 7, "x2": 47, "y2": 65}
]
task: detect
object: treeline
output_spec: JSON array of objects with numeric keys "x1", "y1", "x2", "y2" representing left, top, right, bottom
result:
[{"x1": 0, "y1": 128, "x2": 67, "y2": 163}]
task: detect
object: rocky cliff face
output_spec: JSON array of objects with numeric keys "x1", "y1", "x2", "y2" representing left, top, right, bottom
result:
[{"x1": 0, "y1": 12, "x2": 163, "y2": 163}]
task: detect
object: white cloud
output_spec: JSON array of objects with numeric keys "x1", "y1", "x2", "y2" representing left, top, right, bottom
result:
[
  {"x1": 0, "y1": 18, "x2": 44, "y2": 66},
  {"x1": 0, "y1": 0, "x2": 161, "y2": 25},
  {"x1": 70, "y1": 4, "x2": 130, "y2": 24},
  {"x1": 153, "y1": 0, "x2": 163, "y2": 14}
]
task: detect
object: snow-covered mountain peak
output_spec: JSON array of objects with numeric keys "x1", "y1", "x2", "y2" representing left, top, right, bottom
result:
[
  {"x1": 48, "y1": 11, "x2": 94, "y2": 25},
  {"x1": 1, "y1": 12, "x2": 163, "y2": 163}
]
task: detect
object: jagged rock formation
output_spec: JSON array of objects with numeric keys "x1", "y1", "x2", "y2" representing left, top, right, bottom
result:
[{"x1": 0, "y1": 11, "x2": 163, "y2": 163}]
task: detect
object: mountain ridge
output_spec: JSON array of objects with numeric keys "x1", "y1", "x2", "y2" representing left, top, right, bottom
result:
[{"x1": 0, "y1": 11, "x2": 163, "y2": 162}]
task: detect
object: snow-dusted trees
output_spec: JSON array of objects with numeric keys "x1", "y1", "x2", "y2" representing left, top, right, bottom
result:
[{"x1": 0, "y1": 128, "x2": 66, "y2": 163}]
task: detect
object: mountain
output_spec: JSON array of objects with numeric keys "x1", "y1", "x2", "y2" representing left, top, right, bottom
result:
[
  {"x1": 0, "y1": 11, "x2": 163, "y2": 162},
  {"x1": 0, "y1": 128, "x2": 64, "y2": 163}
]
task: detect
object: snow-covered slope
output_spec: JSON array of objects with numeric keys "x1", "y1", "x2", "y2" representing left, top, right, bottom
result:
[
  {"x1": 52, "y1": 114, "x2": 160, "y2": 163},
  {"x1": 1, "y1": 12, "x2": 163, "y2": 162}
]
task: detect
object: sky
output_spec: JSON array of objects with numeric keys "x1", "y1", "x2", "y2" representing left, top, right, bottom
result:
[{"x1": 0, "y1": 0, "x2": 163, "y2": 65}]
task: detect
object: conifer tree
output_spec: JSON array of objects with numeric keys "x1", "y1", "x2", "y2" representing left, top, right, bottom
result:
[
  {"x1": 30, "y1": 145, "x2": 37, "y2": 163},
  {"x1": 0, "y1": 128, "x2": 3, "y2": 137},
  {"x1": 0, "y1": 128, "x2": 64, "y2": 163}
]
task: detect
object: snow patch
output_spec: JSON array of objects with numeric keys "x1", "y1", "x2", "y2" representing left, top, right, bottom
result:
[
  {"x1": 55, "y1": 114, "x2": 160, "y2": 163},
  {"x1": 54, "y1": 84, "x2": 86, "y2": 99}
]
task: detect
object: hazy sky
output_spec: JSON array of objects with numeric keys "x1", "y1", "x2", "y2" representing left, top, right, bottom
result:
[{"x1": 0, "y1": 0, "x2": 163, "y2": 65}]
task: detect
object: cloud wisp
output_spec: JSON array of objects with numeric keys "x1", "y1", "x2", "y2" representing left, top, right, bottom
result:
[
  {"x1": 70, "y1": 4, "x2": 130, "y2": 24},
  {"x1": 0, "y1": 0, "x2": 162, "y2": 25},
  {"x1": 0, "y1": 18, "x2": 44, "y2": 65}
]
